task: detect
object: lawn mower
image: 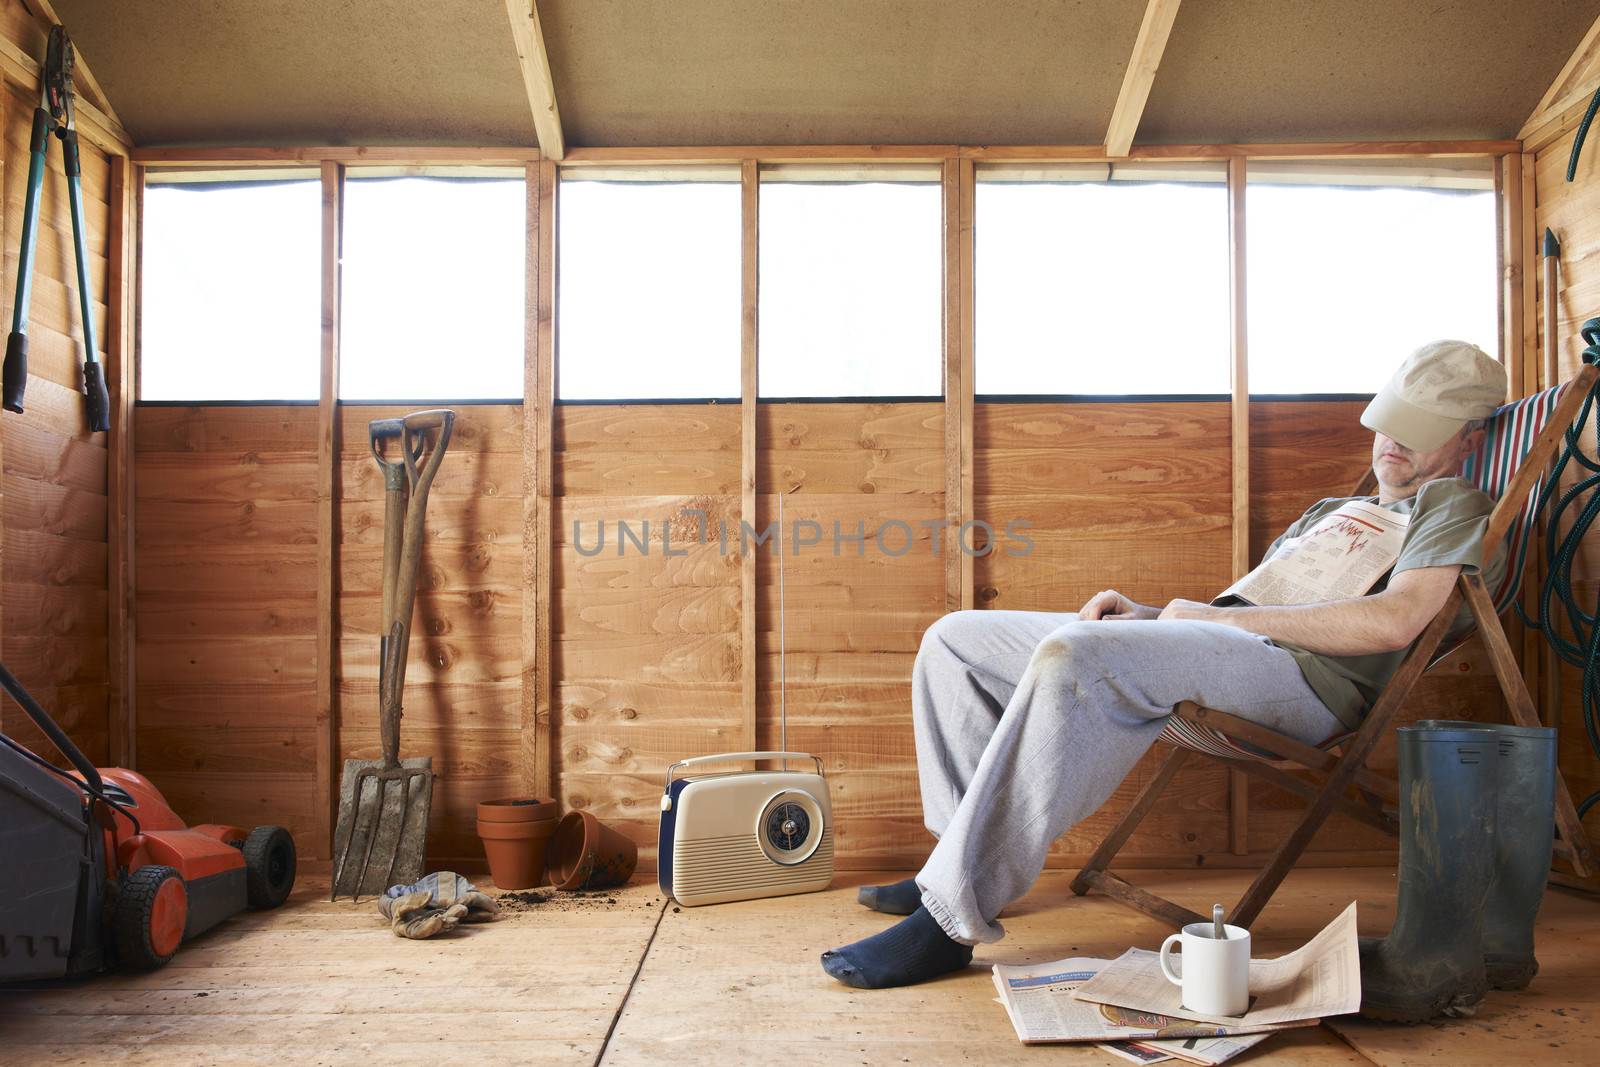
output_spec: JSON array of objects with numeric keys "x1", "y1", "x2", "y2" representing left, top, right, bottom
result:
[{"x1": 0, "y1": 663, "x2": 296, "y2": 980}]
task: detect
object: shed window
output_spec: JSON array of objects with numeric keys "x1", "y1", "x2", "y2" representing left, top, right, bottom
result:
[
  {"x1": 1246, "y1": 160, "x2": 1498, "y2": 395},
  {"x1": 974, "y1": 162, "x2": 1231, "y2": 396},
  {"x1": 338, "y1": 173, "x2": 525, "y2": 401},
  {"x1": 140, "y1": 175, "x2": 321, "y2": 401},
  {"x1": 758, "y1": 166, "x2": 942, "y2": 398},
  {"x1": 557, "y1": 170, "x2": 742, "y2": 400}
]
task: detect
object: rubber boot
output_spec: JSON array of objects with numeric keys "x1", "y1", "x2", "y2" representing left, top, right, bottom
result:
[
  {"x1": 1358, "y1": 723, "x2": 1499, "y2": 1023},
  {"x1": 1415, "y1": 720, "x2": 1557, "y2": 991}
]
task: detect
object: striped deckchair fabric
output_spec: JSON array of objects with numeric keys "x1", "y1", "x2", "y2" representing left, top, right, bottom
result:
[
  {"x1": 1158, "y1": 381, "x2": 1569, "y2": 763},
  {"x1": 1461, "y1": 382, "x2": 1569, "y2": 613}
]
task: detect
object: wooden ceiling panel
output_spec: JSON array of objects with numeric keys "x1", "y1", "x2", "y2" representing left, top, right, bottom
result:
[
  {"x1": 506, "y1": 0, "x2": 1149, "y2": 147},
  {"x1": 39, "y1": 1, "x2": 1600, "y2": 150},
  {"x1": 1138, "y1": 0, "x2": 1600, "y2": 144},
  {"x1": 49, "y1": 0, "x2": 537, "y2": 146}
]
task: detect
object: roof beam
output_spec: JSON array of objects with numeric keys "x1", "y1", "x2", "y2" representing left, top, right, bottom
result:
[
  {"x1": 1519, "y1": 10, "x2": 1600, "y2": 142},
  {"x1": 1104, "y1": 0, "x2": 1182, "y2": 157},
  {"x1": 504, "y1": 0, "x2": 564, "y2": 160}
]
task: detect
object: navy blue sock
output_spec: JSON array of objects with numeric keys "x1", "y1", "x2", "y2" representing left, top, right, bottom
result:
[
  {"x1": 857, "y1": 877, "x2": 921, "y2": 915},
  {"x1": 820, "y1": 906, "x2": 973, "y2": 989}
]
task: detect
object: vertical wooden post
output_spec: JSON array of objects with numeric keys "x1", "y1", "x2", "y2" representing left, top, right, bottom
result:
[
  {"x1": 0, "y1": 90, "x2": 7, "y2": 730},
  {"x1": 106, "y1": 155, "x2": 137, "y2": 767},
  {"x1": 520, "y1": 161, "x2": 545, "y2": 796},
  {"x1": 1521, "y1": 153, "x2": 1540, "y2": 396},
  {"x1": 943, "y1": 159, "x2": 975, "y2": 612},
  {"x1": 1227, "y1": 156, "x2": 1250, "y2": 855},
  {"x1": 1514, "y1": 151, "x2": 1548, "y2": 715},
  {"x1": 314, "y1": 160, "x2": 344, "y2": 858},
  {"x1": 523, "y1": 160, "x2": 556, "y2": 798},
  {"x1": 1499, "y1": 155, "x2": 1527, "y2": 393},
  {"x1": 740, "y1": 160, "x2": 759, "y2": 751},
  {"x1": 959, "y1": 159, "x2": 975, "y2": 611}
]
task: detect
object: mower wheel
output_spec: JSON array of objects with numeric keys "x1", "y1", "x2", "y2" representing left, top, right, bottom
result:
[
  {"x1": 243, "y1": 825, "x2": 296, "y2": 909},
  {"x1": 114, "y1": 865, "x2": 187, "y2": 970}
]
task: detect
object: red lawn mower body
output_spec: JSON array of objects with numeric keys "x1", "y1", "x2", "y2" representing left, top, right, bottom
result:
[
  {"x1": 97, "y1": 768, "x2": 266, "y2": 956},
  {"x1": 1, "y1": 667, "x2": 296, "y2": 981}
]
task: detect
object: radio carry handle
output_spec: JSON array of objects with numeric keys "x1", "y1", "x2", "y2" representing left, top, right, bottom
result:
[{"x1": 664, "y1": 751, "x2": 824, "y2": 792}]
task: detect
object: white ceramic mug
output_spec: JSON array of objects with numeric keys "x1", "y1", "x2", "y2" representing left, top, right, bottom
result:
[{"x1": 1159, "y1": 921, "x2": 1251, "y2": 1016}]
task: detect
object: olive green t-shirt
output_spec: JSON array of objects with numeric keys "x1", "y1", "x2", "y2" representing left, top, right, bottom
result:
[{"x1": 1217, "y1": 477, "x2": 1506, "y2": 731}]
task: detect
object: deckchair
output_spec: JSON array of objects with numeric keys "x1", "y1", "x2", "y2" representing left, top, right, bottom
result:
[{"x1": 1071, "y1": 365, "x2": 1600, "y2": 930}]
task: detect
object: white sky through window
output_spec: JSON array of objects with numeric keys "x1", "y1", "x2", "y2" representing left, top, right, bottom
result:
[
  {"x1": 141, "y1": 180, "x2": 322, "y2": 401},
  {"x1": 558, "y1": 179, "x2": 741, "y2": 399},
  {"x1": 977, "y1": 179, "x2": 1231, "y2": 394},
  {"x1": 759, "y1": 180, "x2": 942, "y2": 397},
  {"x1": 1247, "y1": 184, "x2": 1498, "y2": 393},
  {"x1": 137, "y1": 171, "x2": 1500, "y2": 403},
  {"x1": 339, "y1": 176, "x2": 525, "y2": 401}
]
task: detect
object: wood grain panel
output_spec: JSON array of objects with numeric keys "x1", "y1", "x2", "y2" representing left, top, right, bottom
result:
[
  {"x1": 132, "y1": 405, "x2": 317, "y2": 842},
  {"x1": 335, "y1": 404, "x2": 523, "y2": 863},
  {"x1": 1249, "y1": 401, "x2": 1372, "y2": 563},
  {"x1": 552, "y1": 404, "x2": 746, "y2": 862},
  {"x1": 1, "y1": 32, "x2": 113, "y2": 762},
  {"x1": 130, "y1": 380, "x2": 1508, "y2": 874},
  {"x1": 1534, "y1": 120, "x2": 1600, "y2": 863}
]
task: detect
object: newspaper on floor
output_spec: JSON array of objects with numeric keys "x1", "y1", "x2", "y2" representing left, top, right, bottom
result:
[
  {"x1": 1217, "y1": 500, "x2": 1409, "y2": 607},
  {"x1": 1122, "y1": 1033, "x2": 1274, "y2": 1065},
  {"x1": 1100, "y1": 1040, "x2": 1176, "y2": 1063},
  {"x1": 990, "y1": 957, "x2": 1315, "y2": 1046},
  {"x1": 1101, "y1": 1032, "x2": 1274, "y2": 1065},
  {"x1": 1072, "y1": 901, "x2": 1362, "y2": 1028}
]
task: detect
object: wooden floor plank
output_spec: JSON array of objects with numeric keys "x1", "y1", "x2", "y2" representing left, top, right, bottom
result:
[
  {"x1": 0, "y1": 875, "x2": 664, "y2": 1066},
  {"x1": 4, "y1": 869, "x2": 1595, "y2": 1066},
  {"x1": 601, "y1": 868, "x2": 1590, "y2": 1067}
]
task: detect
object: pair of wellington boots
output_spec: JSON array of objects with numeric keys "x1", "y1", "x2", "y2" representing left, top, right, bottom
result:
[{"x1": 1358, "y1": 720, "x2": 1557, "y2": 1023}]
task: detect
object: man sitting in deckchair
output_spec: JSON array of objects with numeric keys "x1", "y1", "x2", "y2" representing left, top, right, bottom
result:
[{"x1": 820, "y1": 340, "x2": 1508, "y2": 989}]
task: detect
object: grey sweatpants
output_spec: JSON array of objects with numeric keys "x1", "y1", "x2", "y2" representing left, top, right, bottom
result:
[{"x1": 911, "y1": 610, "x2": 1344, "y2": 944}]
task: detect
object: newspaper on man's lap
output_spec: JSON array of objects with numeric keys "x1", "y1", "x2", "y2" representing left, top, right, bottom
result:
[{"x1": 1219, "y1": 501, "x2": 1409, "y2": 607}]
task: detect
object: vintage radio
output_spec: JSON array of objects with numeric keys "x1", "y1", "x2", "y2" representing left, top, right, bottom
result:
[{"x1": 657, "y1": 751, "x2": 834, "y2": 906}]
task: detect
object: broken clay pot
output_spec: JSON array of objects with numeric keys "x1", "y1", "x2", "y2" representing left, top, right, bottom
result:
[{"x1": 545, "y1": 810, "x2": 638, "y2": 891}]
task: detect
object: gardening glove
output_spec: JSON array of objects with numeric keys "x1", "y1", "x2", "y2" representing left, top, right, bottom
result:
[
  {"x1": 378, "y1": 888, "x2": 463, "y2": 940},
  {"x1": 377, "y1": 871, "x2": 500, "y2": 939}
]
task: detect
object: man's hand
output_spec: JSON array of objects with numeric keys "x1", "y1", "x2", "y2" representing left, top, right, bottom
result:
[
  {"x1": 1157, "y1": 599, "x2": 1220, "y2": 623},
  {"x1": 1079, "y1": 589, "x2": 1161, "y2": 621}
]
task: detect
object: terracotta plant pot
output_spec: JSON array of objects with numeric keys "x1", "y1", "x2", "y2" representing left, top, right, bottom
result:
[
  {"x1": 476, "y1": 796, "x2": 559, "y2": 889},
  {"x1": 545, "y1": 810, "x2": 638, "y2": 891},
  {"x1": 476, "y1": 796, "x2": 559, "y2": 823}
]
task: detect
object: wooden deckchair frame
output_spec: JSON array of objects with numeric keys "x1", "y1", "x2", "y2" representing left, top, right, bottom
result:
[{"x1": 1071, "y1": 363, "x2": 1600, "y2": 931}]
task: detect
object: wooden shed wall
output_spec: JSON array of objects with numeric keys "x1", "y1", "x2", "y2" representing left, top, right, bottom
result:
[
  {"x1": 1531, "y1": 85, "x2": 1600, "y2": 854},
  {"x1": 0, "y1": 0, "x2": 127, "y2": 767},
  {"x1": 339, "y1": 404, "x2": 524, "y2": 864},
  {"x1": 133, "y1": 392, "x2": 1505, "y2": 872},
  {"x1": 133, "y1": 408, "x2": 320, "y2": 849}
]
